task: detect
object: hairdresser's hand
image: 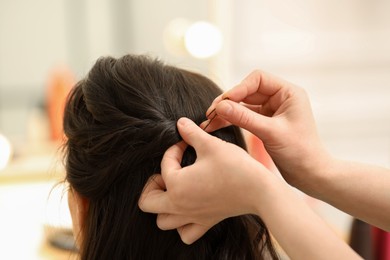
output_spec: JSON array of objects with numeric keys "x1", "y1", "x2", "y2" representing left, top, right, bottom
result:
[
  {"x1": 201, "y1": 70, "x2": 331, "y2": 194},
  {"x1": 139, "y1": 117, "x2": 272, "y2": 244}
]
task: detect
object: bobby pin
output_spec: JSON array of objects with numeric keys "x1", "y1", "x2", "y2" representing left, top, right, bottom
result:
[
  {"x1": 203, "y1": 97, "x2": 230, "y2": 131},
  {"x1": 202, "y1": 111, "x2": 217, "y2": 131}
]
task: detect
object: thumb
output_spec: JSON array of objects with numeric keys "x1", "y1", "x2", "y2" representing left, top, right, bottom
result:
[
  {"x1": 177, "y1": 117, "x2": 214, "y2": 151},
  {"x1": 215, "y1": 100, "x2": 273, "y2": 140}
]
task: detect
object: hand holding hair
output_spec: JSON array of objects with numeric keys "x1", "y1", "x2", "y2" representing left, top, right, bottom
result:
[
  {"x1": 139, "y1": 117, "x2": 361, "y2": 259},
  {"x1": 139, "y1": 117, "x2": 268, "y2": 244}
]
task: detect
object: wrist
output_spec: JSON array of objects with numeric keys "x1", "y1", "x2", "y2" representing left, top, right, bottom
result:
[
  {"x1": 245, "y1": 160, "x2": 287, "y2": 218},
  {"x1": 301, "y1": 151, "x2": 338, "y2": 200}
]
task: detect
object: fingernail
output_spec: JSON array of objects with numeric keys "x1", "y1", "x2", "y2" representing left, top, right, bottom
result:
[{"x1": 178, "y1": 117, "x2": 191, "y2": 127}]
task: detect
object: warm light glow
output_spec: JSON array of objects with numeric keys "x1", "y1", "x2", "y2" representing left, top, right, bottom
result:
[
  {"x1": 184, "y1": 21, "x2": 223, "y2": 59},
  {"x1": 163, "y1": 18, "x2": 191, "y2": 56},
  {"x1": 0, "y1": 134, "x2": 11, "y2": 170}
]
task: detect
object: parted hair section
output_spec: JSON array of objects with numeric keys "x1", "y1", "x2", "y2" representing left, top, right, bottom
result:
[{"x1": 63, "y1": 55, "x2": 278, "y2": 259}]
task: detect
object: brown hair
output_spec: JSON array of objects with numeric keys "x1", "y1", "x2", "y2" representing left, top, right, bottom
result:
[{"x1": 63, "y1": 55, "x2": 278, "y2": 259}]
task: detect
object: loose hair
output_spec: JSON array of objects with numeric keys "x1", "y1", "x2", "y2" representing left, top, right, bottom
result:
[{"x1": 63, "y1": 55, "x2": 278, "y2": 259}]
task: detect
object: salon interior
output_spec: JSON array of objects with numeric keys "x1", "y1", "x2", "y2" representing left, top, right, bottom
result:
[{"x1": 0, "y1": 0, "x2": 389, "y2": 259}]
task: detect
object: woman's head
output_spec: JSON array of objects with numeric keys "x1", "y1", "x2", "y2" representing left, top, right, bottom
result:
[{"x1": 63, "y1": 55, "x2": 277, "y2": 259}]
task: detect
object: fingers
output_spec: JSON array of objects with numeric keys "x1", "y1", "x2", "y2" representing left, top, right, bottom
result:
[
  {"x1": 140, "y1": 174, "x2": 166, "y2": 197},
  {"x1": 206, "y1": 94, "x2": 224, "y2": 116},
  {"x1": 206, "y1": 70, "x2": 294, "y2": 118},
  {"x1": 160, "y1": 141, "x2": 187, "y2": 180},
  {"x1": 176, "y1": 117, "x2": 215, "y2": 152},
  {"x1": 225, "y1": 70, "x2": 287, "y2": 102},
  {"x1": 199, "y1": 117, "x2": 231, "y2": 133},
  {"x1": 157, "y1": 213, "x2": 192, "y2": 230},
  {"x1": 177, "y1": 224, "x2": 211, "y2": 245},
  {"x1": 201, "y1": 102, "x2": 274, "y2": 133},
  {"x1": 206, "y1": 70, "x2": 280, "y2": 115},
  {"x1": 214, "y1": 100, "x2": 274, "y2": 140},
  {"x1": 140, "y1": 176, "x2": 210, "y2": 245},
  {"x1": 138, "y1": 174, "x2": 172, "y2": 214}
]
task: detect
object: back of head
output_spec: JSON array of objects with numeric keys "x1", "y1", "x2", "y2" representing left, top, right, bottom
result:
[{"x1": 63, "y1": 55, "x2": 277, "y2": 259}]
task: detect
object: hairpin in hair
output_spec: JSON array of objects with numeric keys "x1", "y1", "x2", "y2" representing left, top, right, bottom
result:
[
  {"x1": 202, "y1": 109, "x2": 217, "y2": 131},
  {"x1": 202, "y1": 97, "x2": 229, "y2": 132}
]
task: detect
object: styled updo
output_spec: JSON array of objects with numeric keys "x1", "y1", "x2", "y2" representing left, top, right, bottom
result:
[{"x1": 63, "y1": 55, "x2": 277, "y2": 259}]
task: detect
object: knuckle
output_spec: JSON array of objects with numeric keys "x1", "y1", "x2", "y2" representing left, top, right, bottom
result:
[
  {"x1": 295, "y1": 85, "x2": 307, "y2": 95},
  {"x1": 170, "y1": 186, "x2": 184, "y2": 202},
  {"x1": 237, "y1": 109, "x2": 252, "y2": 127},
  {"x1": 251, "y1": 69, "x2": 264, "y2": 82},
  {"x1": 169, "y1": 185, "x2": 190, "y2": 209},
  {"x1": 138, "y1": 201, "x2": 145, "y2": 211},
  {"x1": 137, "y1": 195, "x2": 146, "y2": 210},
  {"x1": 156, "y1": 215, "x2": 168, "y2": 230},
  {"x1": 251, "y1": 69, "x2": 263, "y2": 76}
]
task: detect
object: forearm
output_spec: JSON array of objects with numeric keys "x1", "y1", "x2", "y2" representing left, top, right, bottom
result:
[
  {"x1": 253, "y1": 172, "x2": 361, "y2": 260},
  {"x1": 311, "y1": 158, "x2": 390, "y2": 231}
]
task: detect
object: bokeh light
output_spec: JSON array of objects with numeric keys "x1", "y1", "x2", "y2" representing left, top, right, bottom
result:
[{"x1": 184, "y1": 21, "x2": 223, "y2": 59}]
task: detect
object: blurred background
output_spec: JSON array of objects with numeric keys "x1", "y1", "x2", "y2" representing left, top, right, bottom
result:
[{"x1": 0, "y1": 0, "x2": 389, "y2": 259}]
